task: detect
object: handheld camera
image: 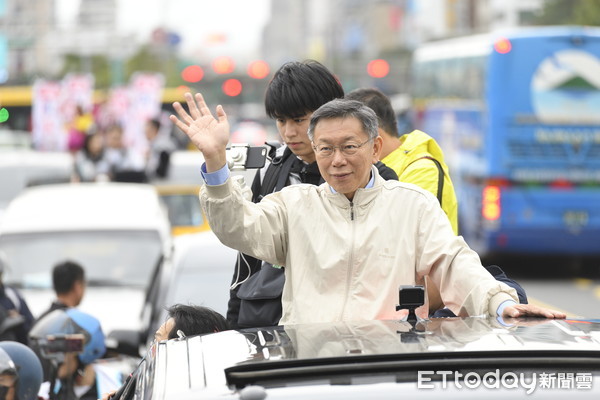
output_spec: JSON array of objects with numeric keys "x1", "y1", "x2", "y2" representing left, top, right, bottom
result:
[
  {"x1": 396, "y1": 285, "x2": 425, "y2": 324},
  {"x1": 37, "y1": 334, "x2": 85, "y2": 358},
  {"x1": 226, "y1": 144, "x2": 268, "y2": 171}
]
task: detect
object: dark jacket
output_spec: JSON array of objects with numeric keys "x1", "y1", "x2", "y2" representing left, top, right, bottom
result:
[
  {"x1": 0, "y1": 284, "x2": 35, "y2": 344},
  {"x1": 226, "y1": 145, "x2": 398, "y2": 329}
]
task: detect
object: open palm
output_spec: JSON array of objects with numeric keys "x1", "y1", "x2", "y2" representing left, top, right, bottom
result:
[{"x1": 170, "y1": 92, "x2": 230, "y2": 169}]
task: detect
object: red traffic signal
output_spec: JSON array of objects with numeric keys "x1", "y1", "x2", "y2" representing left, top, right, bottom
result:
[
  {"x1": 222, "y1": 79, "x2": 242, "y2": 97},
  {"x1": 181, "y1": 65, "x2": 204, "y2": 83},
  {"x1": 247, "y1": 60, "x2": 270, "y2": 79},
  {"x1": 367, "y1": 59, "x2": 390, "y2": 78},
  {"x1": 212, "y1": 56, "x2": 235, "y2": 74}
]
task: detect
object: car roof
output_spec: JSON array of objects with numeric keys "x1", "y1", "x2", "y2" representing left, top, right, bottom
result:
[
  {"x1": 0, "y1": 182, "x2": 171, "y2": 237},
  {"x1": 151, "y1": 318, "x2": 600, "y2": 399},
  {"x1": 0, "y1": 150, "x2": 73, "y2": 206}
]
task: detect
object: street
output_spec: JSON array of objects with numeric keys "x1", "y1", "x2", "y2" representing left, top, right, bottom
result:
[{"x1": 487, "y1": 255, "x2": 600, "y2": 319}]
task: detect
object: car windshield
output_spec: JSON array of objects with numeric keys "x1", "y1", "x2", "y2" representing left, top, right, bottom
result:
[
  {"x1": 0, "y1": 230, "x2": 163, "y2": 288},
  {"x1": 161, "y1": 193, "x2": 205, "y2": 227}
]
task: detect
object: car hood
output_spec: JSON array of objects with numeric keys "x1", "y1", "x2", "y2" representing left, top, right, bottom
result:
[
  {"x1": 153, "y1": 317, "x2": 600, "y2": 398},
  {"x1": 22, "y1": 287, "x2": 145, "y2": 335}
]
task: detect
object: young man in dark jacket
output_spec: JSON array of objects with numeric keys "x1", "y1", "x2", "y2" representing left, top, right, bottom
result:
[{"x1": 226, "y1": 60, "x2": 397, "y2": 329}]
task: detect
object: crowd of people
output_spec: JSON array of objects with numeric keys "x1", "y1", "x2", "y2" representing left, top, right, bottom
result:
[
  {"x1": 0, "y1": 58, "x2": 569, "y2": 399},
  {"x1": 68, "y1": 112, "x2": 178, "y2": 184}
]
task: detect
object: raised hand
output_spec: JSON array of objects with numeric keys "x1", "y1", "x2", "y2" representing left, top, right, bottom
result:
[{"x1": 169, "y1": 92, "x2": 230, "y2": 172}]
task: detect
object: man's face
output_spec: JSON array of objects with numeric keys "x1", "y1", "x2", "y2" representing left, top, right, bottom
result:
[
  {"x1": 312, "y1": 117, "x2": 382, "y2": 200},
  {"x1": 275, "y1": 113, "x2": 316, "y2": 163},
  {"x1": 155, "y1": 317, "x2": 175, "y2": 342}
]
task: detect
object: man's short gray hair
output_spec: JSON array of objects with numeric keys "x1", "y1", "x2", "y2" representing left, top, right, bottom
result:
[{"x1": 307, "y1": 99, "x2": 379, "y2": 142}]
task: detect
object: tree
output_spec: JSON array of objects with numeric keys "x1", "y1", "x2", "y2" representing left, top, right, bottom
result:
[
  {"x1": 573, "y1": 0, "x2": 600, "y2": 25},
  {"x1": 125, "y1": 45, "x2": 181, "y2": 87},
  {"x1": 533, "y1": 0, "x2": 600, "y2": 26},
  {"x1": 59, "y1": 54, "x2": 111, "y2": 88}
]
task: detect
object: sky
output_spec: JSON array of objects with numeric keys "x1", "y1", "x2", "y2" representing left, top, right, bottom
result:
[{"x1": 56, "y1": 0, "x2": 272, "y2": 60}]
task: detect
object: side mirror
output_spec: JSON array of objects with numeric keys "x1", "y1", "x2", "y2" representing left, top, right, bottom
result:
[{"x1": 106, "y1": 329, "x2": 143, "y2": 358}]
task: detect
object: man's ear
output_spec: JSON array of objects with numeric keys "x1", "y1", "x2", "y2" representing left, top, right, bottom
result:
[{"x1": 372, "y1": 135, "x2": 383, "y2": 162}]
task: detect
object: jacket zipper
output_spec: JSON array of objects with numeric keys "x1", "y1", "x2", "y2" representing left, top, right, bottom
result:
[{"x1": 340, "y1": 201, "x2": 355, "y2": 320}]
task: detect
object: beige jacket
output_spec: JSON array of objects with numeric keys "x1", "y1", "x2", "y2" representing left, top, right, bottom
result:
[{"x1": 201, "y1": 167, "x2": 517, "y2": 325}]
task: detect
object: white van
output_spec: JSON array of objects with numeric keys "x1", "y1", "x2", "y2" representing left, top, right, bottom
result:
[{"x1": 0, "y1": 182, "x2": 172, "y2": 338}]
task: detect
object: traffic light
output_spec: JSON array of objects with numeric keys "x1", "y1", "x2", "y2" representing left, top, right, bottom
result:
[
  {"x1": 367, "y1": 59, "x2": 390, "y2": 78},
  {"x1": 0, "y1": 107, "x2": 8, "y2": 123},
  {"x1": 222, "y1": 79, "x2": 242, "y2": 97},
  {"x1": 212, "y1": 56, "x2": 235, "y2": 75},
  {"x1": 181, "y1": 65, "x2": 204, "y2": 83},
  {"x1": 247, "y1": 60, "x2": 270, "y2": 79}
]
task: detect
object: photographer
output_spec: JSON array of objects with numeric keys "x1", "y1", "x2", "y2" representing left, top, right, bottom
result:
[{"x1": 29, "y1": 308, "x2": 107, "y2": 400}]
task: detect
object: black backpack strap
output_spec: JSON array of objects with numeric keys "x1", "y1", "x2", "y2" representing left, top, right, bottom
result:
[
  {"x1": 374, "y1": 161, "x2": 398, "y2": 181},
  {"x1": 257, "y1": 147, "x2": 296, "y2": 200},
  {"x1": 408, "y1": 156, "x2": 444, "y2": 205},
  {"x1": 274, "y1": 154, "x2": 297, "y2": 192}
]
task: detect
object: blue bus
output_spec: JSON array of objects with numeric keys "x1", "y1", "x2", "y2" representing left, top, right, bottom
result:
[{"x1": 411, "y1": 26, "x2": 600, "y2": 258}]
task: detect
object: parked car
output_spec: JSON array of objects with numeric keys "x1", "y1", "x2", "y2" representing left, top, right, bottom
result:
[
  {"x1": 0, "y1": 182, "x2": 172, "y2": 338},
  {"x1": 118, "y1": 316, "x2": 600, "y2": 399}
]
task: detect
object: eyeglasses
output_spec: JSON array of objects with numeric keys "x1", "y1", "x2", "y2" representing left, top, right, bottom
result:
[{"x1": 312, "y1": 139, "x2": 372, "y2": 157}]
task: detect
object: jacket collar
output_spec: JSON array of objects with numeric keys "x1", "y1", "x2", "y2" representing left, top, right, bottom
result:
[{"x1": 323, "y1": 165, "x2": 383, "y2": 208}]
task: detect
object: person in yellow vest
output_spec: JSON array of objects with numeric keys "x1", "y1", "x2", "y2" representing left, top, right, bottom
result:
[
  {"x1": 346, "y1": 88, "x2": 527, "y2": 315},
  {"x1": 67, "y1": 105, "x2": 95, "y2": 153},
  {"x1": 346, "y1": 88, "x2": 458, "y2": 234}
]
